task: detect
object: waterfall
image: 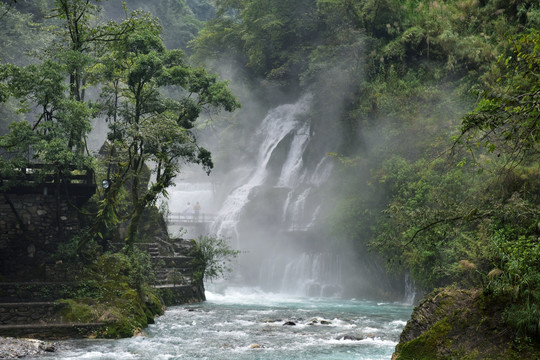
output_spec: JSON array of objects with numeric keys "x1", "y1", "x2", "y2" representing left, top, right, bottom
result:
[
  {"x1": 164, "y1": 93, "x2": 352, "y2": 298},
  {"x1": 285, "y1": 188, "x2": 311, "y2": 231},
  {"x1": 276, "y1": 121, "x2": 310, "y2": 188},
  {"x1": 282, "y1": 157, "x2": 334, "y2": 231},
  {"x1": 403, "y1": 273, "x2": 416, "y2": 305},
  {"x1": 210, "y1": 94, "x2": 312, "y2": 244}
]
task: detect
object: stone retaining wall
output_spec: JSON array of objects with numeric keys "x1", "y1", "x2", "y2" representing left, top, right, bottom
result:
[
  {"x1": 0, "y1": 302, "x2": 67, "y2": 325},
  {"x1": 0, "y1": 323, "x2": 105, "y2": 339},
  {"x1": 0, "y1": 283, "x2": 81, "y2": 303},
  {"x1": 156, "y1": 284, "x2": 206, "y2": 306},
  {"x1": 0, "y1": 192, "x2": 81, "y2": 279}
]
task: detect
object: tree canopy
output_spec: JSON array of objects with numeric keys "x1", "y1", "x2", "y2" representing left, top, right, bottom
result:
[{"x1": 0, "y1": 0, "x2": 240, "y2": 248}]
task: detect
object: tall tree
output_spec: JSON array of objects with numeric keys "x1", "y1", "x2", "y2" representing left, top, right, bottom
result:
[{"x1": 94, "y1": 19, "x2": 240, "y2": 247}]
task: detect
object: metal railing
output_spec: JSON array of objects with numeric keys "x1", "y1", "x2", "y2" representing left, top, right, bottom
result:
[
  {"x1": 167, "y1": 212, "x2": 217, "y2": 224},
  {"x1": 0, "y1": 163, "x2": 94, "y2": 185}
]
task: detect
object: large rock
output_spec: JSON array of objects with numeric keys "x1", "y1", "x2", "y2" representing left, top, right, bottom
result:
[
  {"x1": 392, "y1": 288, "x2": 539, "y2": 360},
  {"x1": 0, "y1": 336, "x2": 56, "y2": 358}
]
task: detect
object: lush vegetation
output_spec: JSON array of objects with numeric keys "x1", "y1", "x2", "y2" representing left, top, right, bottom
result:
[
  {"x1": 1, "y1": 0, "x2": 539, "y2": 349},
  {"x1": 0, "y1": 0, "x2": 239, "y2": 248},
  {"x1": 59, "y1": 248, "x2": 163, "y2": 338}
]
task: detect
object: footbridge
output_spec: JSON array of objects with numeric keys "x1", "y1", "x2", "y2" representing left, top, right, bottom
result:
[{"x1": 166, "y1": 212, "x2": 217, "y2": 227}]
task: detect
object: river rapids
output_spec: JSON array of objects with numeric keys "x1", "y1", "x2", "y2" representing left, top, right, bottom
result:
[{"x1": 34, "y1": 287, "x2": 411, "y2": 360}]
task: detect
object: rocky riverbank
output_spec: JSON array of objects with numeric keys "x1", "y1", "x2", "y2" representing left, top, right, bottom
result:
[
  {"x1": 392, "y1": 287, "x2": 540, "y2": 360},
  {"x1": 0, "y1": 337, "x2": 56, "y2": 358}
]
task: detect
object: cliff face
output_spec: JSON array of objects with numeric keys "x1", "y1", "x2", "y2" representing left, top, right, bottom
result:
[{"x1": 392, "y1": 288, "x2": 539, "y2": 360}]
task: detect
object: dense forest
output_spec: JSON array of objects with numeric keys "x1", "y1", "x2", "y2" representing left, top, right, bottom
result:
[{"x1": 0, "y1": 0, "x2": 539, "y2": 352}]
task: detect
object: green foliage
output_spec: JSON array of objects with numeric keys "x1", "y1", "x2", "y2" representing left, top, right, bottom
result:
[
  {"x1": 123, "y1": 247, "x2": 157, "y2": 292},
  {"x1": 0, "y1": 58, "x2": 94, "y2": 185},
  {"x1": 58, "y1": 249, "x2": 164, "y2": 338},
  {"x1": 489, "y1": 223, "x2": 540, "y2": 339},
  {"x1": 0, "y1": 1, "x2": 239, "y2": 248},
  {"x1": 460, "y1": 30, "x2": 540, "y2": 165},
  {"x1": 54, "y1": 230, "x2": 101, "y2": 264},
  {"x1": 103, "y1": 0, "x2": 214, "y2": 51},
  {"x1": 194, "y1": 235, "x2": 240, "y2": 281},
  {"x1": 192, "y1": 0, "x2": 321, "y2": 83},
  {"x1": 91, "y1": 16, "x2": 240, "y2": 247},
  {"x1": 395, "y1": 318, "x2": 453, "y2": 360},
  {"x1": 0, "y1": 2, "x2": 52, "y2": 67}
]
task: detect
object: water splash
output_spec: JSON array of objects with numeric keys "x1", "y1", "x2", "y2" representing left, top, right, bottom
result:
[{"x1": 259, "y1": 253, "x2": 343, "y2": 297}]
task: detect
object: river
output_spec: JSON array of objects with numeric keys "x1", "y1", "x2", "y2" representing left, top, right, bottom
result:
[{"x1": 34, "y1": 287, "x2": 411, "y2": 360}]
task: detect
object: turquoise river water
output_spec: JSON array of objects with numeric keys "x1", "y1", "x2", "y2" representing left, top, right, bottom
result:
[{"x1": 34, "y1": 287, "x2": 412, "y2": 360}]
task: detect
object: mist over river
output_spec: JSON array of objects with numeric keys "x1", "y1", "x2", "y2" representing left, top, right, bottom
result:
[{"x1": 33, "y1": 287, "x2": 412, "y2": 360}]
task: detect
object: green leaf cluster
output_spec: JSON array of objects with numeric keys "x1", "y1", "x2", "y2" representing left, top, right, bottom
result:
[{"x1": 194, "y1": 235, "x2": 241, "y2": 281}]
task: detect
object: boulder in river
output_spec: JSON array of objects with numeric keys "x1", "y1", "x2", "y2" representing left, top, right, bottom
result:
[{"x1": 338, "y1": 334, "x2": 364, "y2": 341}]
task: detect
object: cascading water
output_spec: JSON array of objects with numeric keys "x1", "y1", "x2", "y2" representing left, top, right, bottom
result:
[
  {"x1": 167, "y1": 93, "x2": 409, "y2": 301},
  {"x1": 210, "y1": 94, "x2": 313, "y2": 244},
  {"x1": 403, "y1": 273, "x2": 417, "y2": 305},
  {"x1": 205, "y1": 94, "x2": 346, "y2": 297}
]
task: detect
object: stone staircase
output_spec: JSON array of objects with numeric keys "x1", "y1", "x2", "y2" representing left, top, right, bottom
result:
[
  {"x1": 108, "y1": 239, "x2": 198, "y2": 287},
  {"x1": 0, "y1": 238, "x2": 204, "y2": 338},
  {"x1": 109, "y1": 238, "x2": 205, "y2": 304},
  {"x1": 149, "y1": 239, "x2": 206, "y2": 305},
  {"x1": 0, "y1": 282, "x2": 105, "y2": 339}
]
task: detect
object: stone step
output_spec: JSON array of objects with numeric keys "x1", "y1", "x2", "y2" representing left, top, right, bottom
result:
[
  {"x1": 151, "y1": 256, "x2": 197, "y2": 268},
  {"x1": 153, "y1": 269, "x2": 193, "y2": 282},
  {"x1": 154, "y1": 275, "x2": 192, "y2": 284},
  {"x1": 0, "y1": 322, "x2": 106, "y2": 339}
]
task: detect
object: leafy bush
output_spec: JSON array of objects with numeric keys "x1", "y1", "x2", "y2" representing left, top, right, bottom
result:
[{"x1": 194, "y1": 235, "x2": 240, "y2": 281}]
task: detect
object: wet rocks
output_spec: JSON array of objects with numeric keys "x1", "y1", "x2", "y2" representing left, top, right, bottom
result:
[
  {"x1": 282, "y1": 321, "x2": 296, "y2": 326},
  {"x1": 261, "y1": 318, "x2": 282, "y2": 323},
  {"x1": 307, "y1": 317, "x2": 332, "y2": 325},
  {"x1": 337, "y1": 332, "x2": 364, "y2": 341},
  {"x1": 393, "y1": 288, "x2": 539, "y2": 360},
  {"x1": 0, "y1": 337, "x2": 57, "y2": 358}
]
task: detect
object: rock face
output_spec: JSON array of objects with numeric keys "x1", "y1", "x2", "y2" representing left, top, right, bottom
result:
[
  {"x1": 392, "y1": 288, "x2": 539, "y2": 360},
  {"x1": 0, "y1": 176, "x2": 205, "y2": 339}
]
